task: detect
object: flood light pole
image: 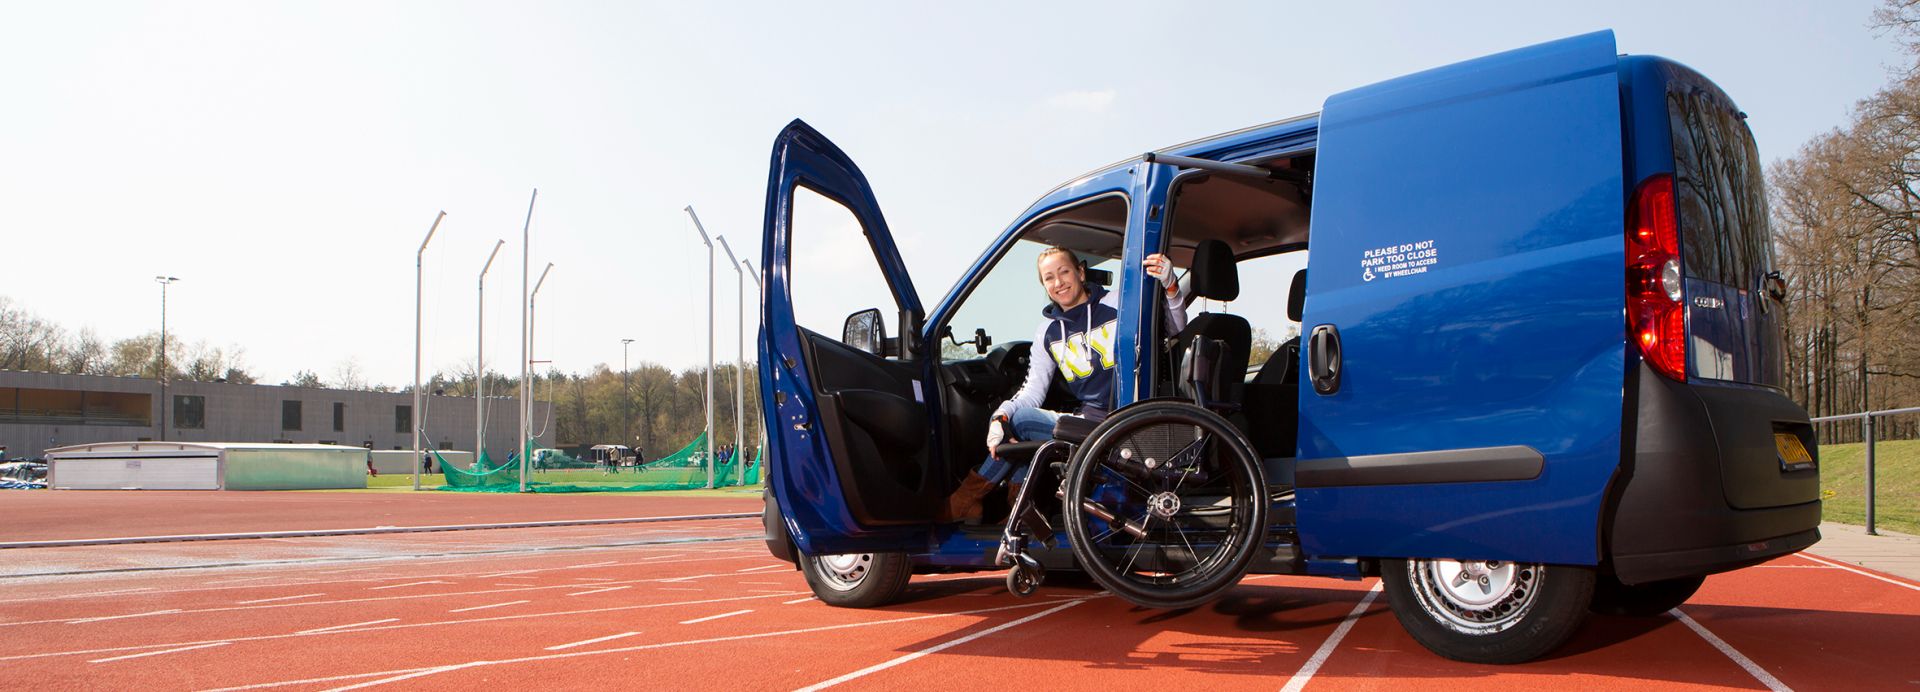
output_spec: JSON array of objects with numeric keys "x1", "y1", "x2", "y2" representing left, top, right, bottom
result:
[
  {"x1": 521, "y1": 261, "x2": 554, "y2": 492},
  {"x1": 518, "y1": 189, "x2": 538, "y2": 493},
  {"x1": 414, "y1": 211, "x2": 446, "y2": 491},
  {"x1": 717, "y1": 236, "x2": 745, "y2": 477},
  {"x1": 683, "y1": 206, "x2": 716, "y2": 488},
  {"x1": 621, "y1": 338, "x2": 635, "y2": 447},
  {"x1": 477, "y1": 238, "x2": 505, "y2": 462},
  {"x1": 743, "y1": 260, "x2": 766, "y2": 461},
  {"x1": 154, "y1": 275, "x2": 180, "y2": 441}
]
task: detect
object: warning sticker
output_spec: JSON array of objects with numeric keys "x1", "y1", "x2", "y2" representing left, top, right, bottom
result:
[{"x1": 1360, "y1": 240, "x2": 1439, "y2": 282}]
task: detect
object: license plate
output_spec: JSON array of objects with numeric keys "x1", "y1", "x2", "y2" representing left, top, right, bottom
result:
[{"x1": 1775, "y1": 433, "x2": 1814, "y2": 472}]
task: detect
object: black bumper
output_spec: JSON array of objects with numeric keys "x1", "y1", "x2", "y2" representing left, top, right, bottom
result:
[{"x1": 1607, "y1": 364, "x2": 1823, "y2": 585}]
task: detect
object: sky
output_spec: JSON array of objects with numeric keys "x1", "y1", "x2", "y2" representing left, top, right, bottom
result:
[{"x1": 1, "y1": 1, "x2": 1907, "y2": 387}]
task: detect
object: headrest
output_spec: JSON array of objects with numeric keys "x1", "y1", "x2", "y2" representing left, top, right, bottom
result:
[
  {"x1": 1187, "y1": 239, "x2": 1238, "y2": 302},
  {"x1": 1287, "y1": 269, "x2": 1307, "y2": 321}
]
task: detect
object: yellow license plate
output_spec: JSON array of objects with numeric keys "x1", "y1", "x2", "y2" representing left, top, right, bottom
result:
[{"x1": 1775, "y1": 433, "x2": 1813, "y2": 468}]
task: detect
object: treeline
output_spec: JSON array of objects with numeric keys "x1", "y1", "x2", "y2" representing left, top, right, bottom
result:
[
  {"x1": 426, "y1": 362, "x2": 761, "y2": 460},
  {"x1": 0, "y1": 296, "x2": 257, "y2": 384},
  {"x1": 1771, "y1": 1, "x2": 1920, "y2": 441}
]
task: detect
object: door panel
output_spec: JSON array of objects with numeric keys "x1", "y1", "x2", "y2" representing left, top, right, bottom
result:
[
  {"x1": 1295, "y1": 31, "x2": 1627, "y2": 565},
  {"x1": 761, "y1": 119, "x2": 935, "y2": 556}
]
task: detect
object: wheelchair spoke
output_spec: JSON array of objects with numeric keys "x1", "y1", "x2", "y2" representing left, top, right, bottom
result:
[
  {"x1": 1097, "y1": 456, "x2": 1157, "y2": 496},
  {"x1": 1120, "y1": 513, "x2": 1155, "y2": 575},
  {"x1": 1167, "y1": 435, "x2": 1210, "y2": 493}
]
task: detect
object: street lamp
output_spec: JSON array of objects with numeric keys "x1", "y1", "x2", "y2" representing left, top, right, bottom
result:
[
  {"x1": 743, "y1": 259, "x2": 766, "y2": 463},
  {"x1": 154, "y1": 275, "x2": 180, "y2": 441},
  {"x1": 522, "y1": 261, "x2": 554, "y2": 493},
  {"x1": 683, "y1": 206, "x2": 716, "y2": 489},
  {"x1": 413, "y1": 211, "x2": 446, "y2": 491},
  {"x1": 477, "y1": 238, "x2": 505, "y2": 463},
  {"x1": 716, "y1": 235, "x2": 744, "y2": 482},
  {"x1": 621, "y1": 337, "x2": 635, "y2": 450}
]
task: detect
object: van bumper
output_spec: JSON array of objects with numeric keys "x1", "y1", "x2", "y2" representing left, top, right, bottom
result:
[{"x1": 1607, "y1": 364, "x2": 1822, "y2": 585}]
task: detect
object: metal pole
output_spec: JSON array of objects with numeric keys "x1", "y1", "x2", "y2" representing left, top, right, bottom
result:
[
  {"x1": 744, "y1": 260, "x2": 765, "y2": 462},
  {"x1": 477, "y1": 239, "x2": 504, "y2": 463},
  {"x1": 622, "y1": 338, "x2": 635, "y2": 448},
  {"x1": 684, "y1": 206, "x2": 716, "y2": 488},
  {"x1": 526, "y1": 261, "x2": 554, "y2": 486},
  {"x1": 717, "y1": 236, "x2": 745, "y2": 485},
  {"x1": 414, "y1": 211, "x2": 445, "y2": 491},
  {"x1": 518, "y1": 189, "x2": 537, "y2": 493},
  {"x1": 154, "y1": 276, "x2": 178, "y2": 441},
  {"x1": 1865, "y1": 413, "x2": 1877, "y2": 536}
]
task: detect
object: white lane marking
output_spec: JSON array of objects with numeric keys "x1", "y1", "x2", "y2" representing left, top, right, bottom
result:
[
  {"x1": 68, "y1": 609, "x2": 183, "y2": 624},
  {"x1": 203, "y1": 598, "x2": 1074, "y2": 692},
  {"x1": 1671, "y1": 608, "x2": 1792, "y2": 692},
  {"x1": 567, "y1": 586, "x2": 631, "y2": 597},
  {"x1": 206, "y1": 576, "x2": 281, "y2": 585},
  {"x1": 298, "y1": 618, "x2": 400, "y2": 634},
  {"x1": 87, "y1": 641, "x2": 228, "y2": 663},
  {"x1": 236, "y1": 593, "x2": 325, "y2": 605},
  {"x1": 544, "y1": 631, "x2": 642, "y2": 651},
  {"x1": 367, "y1": 580, "x2": 450, "y2": 591},
  {"x1": 793, "y1": 599, "x2": 1087, "y2": 691},
  {"x1": 3, "y1": 591, "x2": 808, "y2": 665},
  {"x1": 680, "y1": 609, "x2": 753, "y2": 625},
  {"x1": 1280, "y1": 582, "x2": 1382, "y2": 692},
  {"x1": 321, "y1": 664, "x2": 477, "y2": 692},
  {"x1": 782, "y1": 597, "x2": 815, "y2": 605},
  {"x1": 447, "y1": 600, "x2": 530, "y2": 613},
  {"x1": 1798, "y1": 553, "x2": 1920, "y2": 592},
  {"x1": 736, "y1": 565, "x2": 786, "y2": 573},
  {"x1": 748, "y1": 590, "x2": 790, "y2": 594},
  {"x1": 637, "y1": 554, "x2": 686, "y2": 561},
  {"x1": 572, "y1": 577, "x2": 616, "y2": 582}
]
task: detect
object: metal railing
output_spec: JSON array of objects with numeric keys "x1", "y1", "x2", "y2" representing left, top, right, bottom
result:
[{"x1": 1811, "y1": 405, "x2": 1920, "y2": 536}]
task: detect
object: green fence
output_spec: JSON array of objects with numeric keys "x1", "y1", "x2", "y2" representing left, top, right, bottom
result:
[{"x1": 437, "y1": 432, "x2": 761, "y2": 493}]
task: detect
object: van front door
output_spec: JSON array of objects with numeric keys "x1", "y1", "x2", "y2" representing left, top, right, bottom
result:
[
  {"x1": 1294, "y1": 31, "x2": 1627, "y2": 565},
  {"x1": 761, "y1": 120, "x2": 941, "y2": 556}
]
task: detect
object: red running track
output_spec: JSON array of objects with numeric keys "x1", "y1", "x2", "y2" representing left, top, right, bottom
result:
[{"x1": 0, "y1": 519, "x2": 1915, "y2": 691}]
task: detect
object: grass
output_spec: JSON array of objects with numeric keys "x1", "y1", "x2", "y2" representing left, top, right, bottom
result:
[
  {"x1": 1817, "y1": 438, "x2": 1920, "y2": 535},
  {"x1": 337, "y1": 470, "x2": 762, "y2": 498}
]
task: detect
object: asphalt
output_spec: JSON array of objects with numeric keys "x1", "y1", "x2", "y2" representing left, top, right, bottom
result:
[{"x1": 1810, "y1": 521, "x2": 1920, "y2": 581}]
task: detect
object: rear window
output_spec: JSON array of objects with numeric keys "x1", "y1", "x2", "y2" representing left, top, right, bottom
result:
[{"x1": 1667, "y1": 86, "x2": 1772, "y2": 287}]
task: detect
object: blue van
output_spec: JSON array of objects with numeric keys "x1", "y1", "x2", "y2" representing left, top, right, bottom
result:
[{"x1": 755, "y1": 30, "x2": 1819, "y2": 663}]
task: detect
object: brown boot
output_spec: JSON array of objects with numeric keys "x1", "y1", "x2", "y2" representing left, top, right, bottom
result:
[{"x1": 938, "y1": 471, "x2": 995, "y2": 523}]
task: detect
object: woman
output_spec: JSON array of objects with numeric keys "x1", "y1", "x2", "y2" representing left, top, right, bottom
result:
[{"x1": 941, "y1": 248, "x2": 1189, "y2": 522}]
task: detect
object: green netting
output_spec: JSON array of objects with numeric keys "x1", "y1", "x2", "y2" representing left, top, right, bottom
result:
[{"x1": 435, "y1": 432, "x2": 763, "y2": 493}]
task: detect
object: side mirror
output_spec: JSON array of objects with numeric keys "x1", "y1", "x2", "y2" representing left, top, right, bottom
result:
[
  {"x1": 843, "y1": 308, "x2": 887, "y2": 356},
  {"x1": 973, "y1": 328, "x2": 992, "y2": 355}
]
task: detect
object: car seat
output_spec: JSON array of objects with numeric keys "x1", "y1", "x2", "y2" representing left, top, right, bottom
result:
[
  {"x1": 1170, "y1": 239, "x2": 1252, "y2": 411},
  {"x1": 1241, "y1": 269, "x2": 1304, "y2": 458}
]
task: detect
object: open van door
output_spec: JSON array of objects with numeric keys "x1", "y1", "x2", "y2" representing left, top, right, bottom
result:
[
  {"x1": 1294, "y1": 31, "x2": 1627, "y2": 565},
  {"x1": 760, "y1": 120, "x2": 942, "y2": 557}
]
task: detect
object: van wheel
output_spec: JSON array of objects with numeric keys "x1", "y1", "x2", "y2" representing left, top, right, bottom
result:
[
  {"x1": 1590, "y1": 574, "x2": 1704, "y2": 617},
  {"x1": 801, "y1": 552, "x2": 912, "y2": 608},
  {"x1": 1381, "y1": 558, "x2": 1594, "y2": 664}
]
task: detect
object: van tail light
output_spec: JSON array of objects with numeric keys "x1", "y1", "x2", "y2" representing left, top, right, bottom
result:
[{"x1": 1627, "y1": 174, "x2": 1685, "y2": 380}]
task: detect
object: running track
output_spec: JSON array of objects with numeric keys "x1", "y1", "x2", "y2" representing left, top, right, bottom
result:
[{"x1": 2, "y1": 517, "x2": 1916, "y2": 690}]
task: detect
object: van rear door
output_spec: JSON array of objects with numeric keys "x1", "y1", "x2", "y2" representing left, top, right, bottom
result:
[{"x1": 1294, "y1": 31, "x2": 1627, "y2": 565}]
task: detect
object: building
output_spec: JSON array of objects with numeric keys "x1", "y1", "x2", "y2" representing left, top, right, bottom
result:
[{"x1": 0, "y1": 370, "x2": 551, "y2": 460}]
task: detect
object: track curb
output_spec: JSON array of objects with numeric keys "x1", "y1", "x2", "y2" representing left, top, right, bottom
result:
[{"x1": 0, "y1": 512, "x2": 762, "y2": 549}]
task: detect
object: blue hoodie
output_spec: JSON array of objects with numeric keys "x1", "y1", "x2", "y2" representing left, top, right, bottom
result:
[{"x1": 993, "y1": 281, "x2": 1189, "y2": 421}]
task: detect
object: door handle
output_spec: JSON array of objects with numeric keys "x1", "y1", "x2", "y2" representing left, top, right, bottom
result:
[{"x1": 1309, "y1": 324, "x2": 1342, "y2": 395}]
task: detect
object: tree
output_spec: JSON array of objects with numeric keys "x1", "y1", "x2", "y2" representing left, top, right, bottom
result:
[{"x1": 287, "y1": 370, "x2": 324, "y2": 388}]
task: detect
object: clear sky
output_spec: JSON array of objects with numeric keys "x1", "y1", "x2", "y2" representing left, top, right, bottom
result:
[{"x1": 2, "y1": 1, "x2": 1904, "y2": 387}]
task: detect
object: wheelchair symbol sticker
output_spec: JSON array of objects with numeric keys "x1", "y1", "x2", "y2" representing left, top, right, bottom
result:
[{"x1": 1363, "y1": 266, "x2": 1375, "y2": 282}]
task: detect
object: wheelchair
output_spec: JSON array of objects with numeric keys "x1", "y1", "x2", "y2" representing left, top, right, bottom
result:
[{"x1": 991, "y1": 334, "x2": 1270, "y2": 609}]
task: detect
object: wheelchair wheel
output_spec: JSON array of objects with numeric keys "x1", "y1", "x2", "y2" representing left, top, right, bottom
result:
[{"x1": 1062, "y1": 400, "x2": 1267, "y2": 609}]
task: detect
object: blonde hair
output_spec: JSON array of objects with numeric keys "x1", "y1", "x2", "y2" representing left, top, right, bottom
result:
[{"x1": 1034, "y1": 246, "x2": 1083, "y2": 273}]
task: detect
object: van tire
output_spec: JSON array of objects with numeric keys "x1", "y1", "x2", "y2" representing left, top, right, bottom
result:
[
  {"x1": 1381, "y1": 558, "x2": 1594, "y2": 664},
  {"x1": 800, "y1": 552, "x2": 912, "y2": 608},
  {"x1": 1589, "y1": 574, "x2": 1704, "y2": 617}
]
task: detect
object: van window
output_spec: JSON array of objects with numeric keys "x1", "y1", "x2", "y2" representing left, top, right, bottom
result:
[
  {"x1": 790, "y1": 186, "x2": 898, "y2": 342},
  {"x1": 1667, "y1": 87, "x2": 1772, "y2": 287},
  {"x1": 1217, "y1": 251, "x2": 1308, "y2": 370}
]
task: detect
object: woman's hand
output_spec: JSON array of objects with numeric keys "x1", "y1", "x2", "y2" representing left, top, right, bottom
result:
[{"x1": 1144, "y1": 253, "x2": 1179, "y2": 296}]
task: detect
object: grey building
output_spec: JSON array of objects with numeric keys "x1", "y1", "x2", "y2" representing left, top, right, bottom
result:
[{"x1": 0, "y1": 370, "x2": 550, "y2": 460}]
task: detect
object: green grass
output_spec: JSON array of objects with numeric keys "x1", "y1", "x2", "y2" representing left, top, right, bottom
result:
[
  {"x1": 337, "y1": 471, "x2": 761, "y2": 498},
  {"x1": 1818, "y1": 438, "x2": 1920, "y2": 535}
]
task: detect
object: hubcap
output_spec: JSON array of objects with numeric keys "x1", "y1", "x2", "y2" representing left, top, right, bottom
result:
[
  {"x1": 814, "y1": 553, "x2": 872, "y2": 591},
  {"x1": 1147, "y1": 491, "x2": 1182, "y2": 519},
  {"x1": 1408, "y1": 559, "x2": 1541, "y2": 634}
]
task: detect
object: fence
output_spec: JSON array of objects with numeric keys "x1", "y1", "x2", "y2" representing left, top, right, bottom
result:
[{"x1": 1811, "y1": 405, "x2": 1920, "y2": 536}]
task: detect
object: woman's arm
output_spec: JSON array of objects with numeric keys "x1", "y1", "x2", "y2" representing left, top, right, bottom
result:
[{"x1": 993, "y1": 320, "x2": 1058, "y2": 419}]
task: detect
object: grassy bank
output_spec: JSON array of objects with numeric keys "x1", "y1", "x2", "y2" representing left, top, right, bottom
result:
[{"x1": 1818, "y1": 438, "x2": 1920, "y2": 535}]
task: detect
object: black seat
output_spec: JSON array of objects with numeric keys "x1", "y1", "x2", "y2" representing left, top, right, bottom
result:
[
  {"x1": 1242, "y1": 269, "x2": 1305, "y2": 458},
  {"x1": 1170, "y1": 240, "x2": 1252, "y2": 410}
]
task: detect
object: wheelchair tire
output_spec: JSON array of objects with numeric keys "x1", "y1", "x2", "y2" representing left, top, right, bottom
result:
[
  {"x1": 1062, "y1": 400, "x2": 1268, "y2": 609},
  {"x1": 800, "y1": 552, "x2": 912, "y2": 608},
  {"x1": 1381, "y1": 558, "x2": 1595, "y2": 664}
]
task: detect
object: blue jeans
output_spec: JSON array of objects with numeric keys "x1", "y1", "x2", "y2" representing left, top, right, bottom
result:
[{"x1": 976, "y1": 406, "x2": 1060, "y2": 484}]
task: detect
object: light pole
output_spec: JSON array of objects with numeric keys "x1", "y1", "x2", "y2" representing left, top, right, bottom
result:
[
  {"x1": 683, "y1": 206, "x2": 716, "y2": 488},
  {"x1": 743, "y1": 260, "x2": 766, "y2": 463},
  {"x1": 154, "y1": 276, "x2": 180, "y2": 441},
  {"x1": 717, "y1": 236, "x2": 745, "y2": 482},
  {"x1": 522, "y1": 261, "x2": 554, "y2": 493},
  {"x1": 414, "y1": 211, "x2": 446, "y2": 491},
  {"x1": 518, "y1": 189, "x2": 537, "y2": 493},
  {"x1": 477, "y1": 238, "x2": 505, "y2": 463},
  {"x1": 621, "y1": 338, "x2": 635, "y2": 449}
]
